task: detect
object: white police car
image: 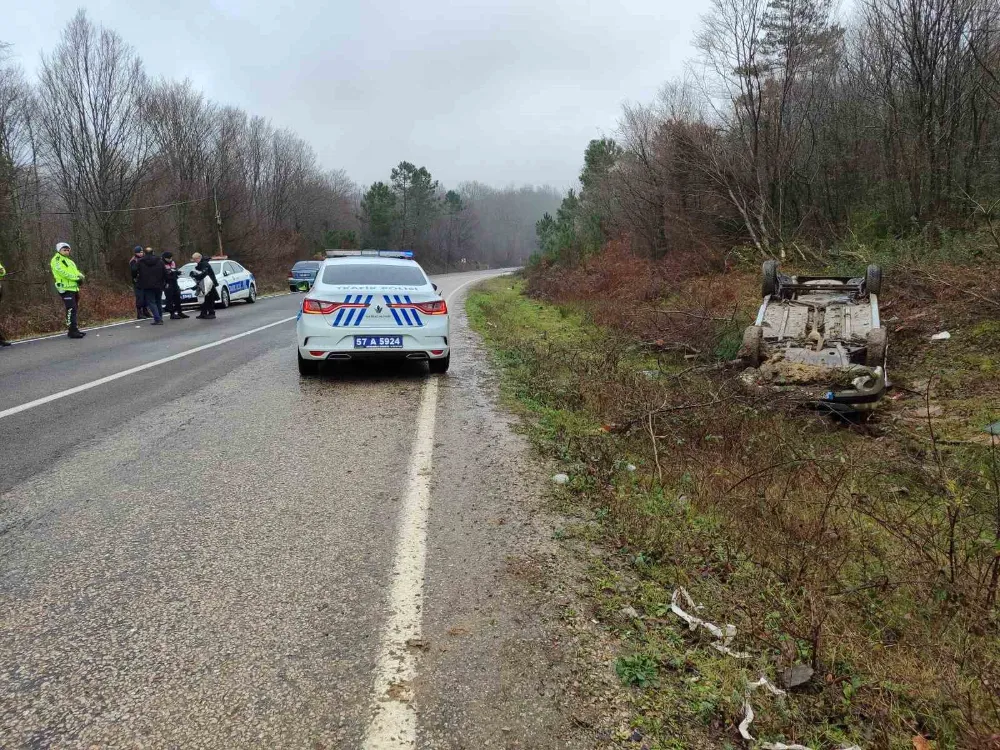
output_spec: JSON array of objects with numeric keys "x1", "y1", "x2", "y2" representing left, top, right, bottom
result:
[
  {"x1": 295, "y1": 250, "x2": 449, "y2": 375},
  {"x1": 173, "y1": 258, "x2": 258, "y2": 308}
]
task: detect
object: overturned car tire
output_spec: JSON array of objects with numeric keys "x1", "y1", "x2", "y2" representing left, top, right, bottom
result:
[
  {"x1": 739, "y1": 325, "x2": 765, "y2": 368},
  {"x1": 866, "y1": 328, "x2": 888, "y2": 367},
  {"x1": 865, "y1": 264, "x2": 883, "y2": 296},
  {"x1": 762, "y1": 260, "x2": 779, "y2": 297}
]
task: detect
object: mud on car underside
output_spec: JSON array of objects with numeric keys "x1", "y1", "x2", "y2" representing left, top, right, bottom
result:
[{"x1": 738, "y1": 260, "x2": 889, "y2": 413}]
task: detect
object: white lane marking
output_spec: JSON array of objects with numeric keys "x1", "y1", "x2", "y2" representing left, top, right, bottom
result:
[
  {"x1": 361, "y1": 377, "x2": 438, "y2": 749},
  {"x1": 0, "y1": 316, "x2": 297, "y2": 420},
  {"x1": 360, "y1": 275, "x2": 493, "y2": 748},
  {"x1": 11, "y1": 291, "x2": 293, "y2": 345}
]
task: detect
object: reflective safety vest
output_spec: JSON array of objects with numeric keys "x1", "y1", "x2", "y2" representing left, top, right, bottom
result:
[{"x1": 51, "y1": 253, "x2": 84, "y2": 293}]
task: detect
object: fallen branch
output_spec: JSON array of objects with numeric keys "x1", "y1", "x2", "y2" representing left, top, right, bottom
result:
[{"x1": 915, "y1": 270, "x2": 1000, "y2": 310}]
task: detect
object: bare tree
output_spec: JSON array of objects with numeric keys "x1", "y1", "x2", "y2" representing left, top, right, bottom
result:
[{"x1": 37, "y1": 10, "x2": 150, "y2": 271}]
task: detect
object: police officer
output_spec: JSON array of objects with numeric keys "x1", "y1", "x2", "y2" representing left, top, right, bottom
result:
[
  {"x1": 162, "y1": 251, "x2": 187, "y2": 319},
  {"x1": 0, "y1": 257, "x2": 10, "y2": 347},
  {"x1": 129, "y1": 246, "x2": 150, "y2": 319},
  {"x1": 51, "y1": 242, "x2": 86, "y2": 339}
]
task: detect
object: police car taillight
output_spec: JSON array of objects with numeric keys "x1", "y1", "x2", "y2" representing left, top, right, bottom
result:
[
  {"x1": 416, "y1": 300, "x2": 447, "y2": 315},
  {"x1": 302, "y1": 298, "x2": 367, "y2": 315},
  {"x1": 395, "y1": 299, "x2": 447, "y2": 315}
]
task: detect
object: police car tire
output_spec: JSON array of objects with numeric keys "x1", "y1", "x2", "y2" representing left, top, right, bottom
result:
[
  {"x1": 298, "y1": 351, "x2": 319, "y2": 376},
  {"x1": 429, "y1": 354, "x2": 450, "y2": 374},
  {"x1": 246, "y1": 283, "x2": 257, "y2": 303},
  {"x1": 219, "y1": 287, "x2": 230, "y2": 308}
]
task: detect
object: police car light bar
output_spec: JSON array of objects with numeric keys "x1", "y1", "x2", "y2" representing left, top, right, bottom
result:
[{"x1": 325, "y1": 249, "x2": 414, "y2": 259}]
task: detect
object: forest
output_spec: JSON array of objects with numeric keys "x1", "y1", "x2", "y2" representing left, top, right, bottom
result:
[{"x1": 0, "y1": 11, "x2": 560, "y2": 327}]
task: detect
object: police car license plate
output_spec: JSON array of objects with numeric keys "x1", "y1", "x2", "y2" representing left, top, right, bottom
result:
[
  {"x1": 354, "y1": 335, "x2": 403, "y2": 349},
  {"x1": 181, "y1": 291, "x2": 196, "y2": 299}
]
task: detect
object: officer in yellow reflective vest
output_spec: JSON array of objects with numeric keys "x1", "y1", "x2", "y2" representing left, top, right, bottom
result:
[
  {"x1": 0, "y1": 258, "x2": 10, "y2": 346},
  {"x1": 50, "y1": 242, "x2": 86, "y2": 339}
]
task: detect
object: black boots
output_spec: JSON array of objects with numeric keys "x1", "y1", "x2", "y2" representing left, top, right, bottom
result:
[{"x1": 68, "y1": 328, "x2": 85, "y2": 339}]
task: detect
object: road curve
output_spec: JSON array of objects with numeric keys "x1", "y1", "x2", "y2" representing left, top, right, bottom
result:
[{"x1": 0, "y1": 270, "x2": 590, "y2": 748}]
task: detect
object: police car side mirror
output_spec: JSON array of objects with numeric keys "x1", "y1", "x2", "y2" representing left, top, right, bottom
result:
[{"x1": 432, "y1": 283, "x2": 439, "y2": 291}]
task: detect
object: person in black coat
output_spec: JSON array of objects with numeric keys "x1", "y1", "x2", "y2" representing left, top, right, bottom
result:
[
  {"x1": 136, "y1": 247, "x2": 167, "y2": 325},
  {"x1": 190, "y1": 253, "x2": 219, "y2": 319},
  {"x1": 129, "y1": 246, "x2": 151, "y2": 319},
  {"x1": 161, "y1": 251, "x2": 188, "y2": 320}
]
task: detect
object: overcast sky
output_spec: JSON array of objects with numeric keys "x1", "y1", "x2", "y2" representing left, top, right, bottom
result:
[{"x1": 4, "y1": 0, "x2": 703, "y2": 190}]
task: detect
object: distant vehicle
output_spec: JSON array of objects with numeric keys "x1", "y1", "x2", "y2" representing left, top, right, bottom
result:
[
  {"x1": 295, "y1": 250, "x2": 449, "y2": 375},
  {"x1": 288, "y1": 260, "x2": 322, "y2": 292},
  {"x1": 738, "y1": 260, "x2": 887, "y2": 413},
  {"x1": 170, "y1": 259, "x2": 258, "y2": 309}
]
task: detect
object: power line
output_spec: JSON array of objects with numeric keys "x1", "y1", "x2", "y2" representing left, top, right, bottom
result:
[{"x1": 33, "y1": 196, "x2": 209, "y2": 217}]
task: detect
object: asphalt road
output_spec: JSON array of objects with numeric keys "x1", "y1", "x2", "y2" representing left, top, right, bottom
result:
[{"x1": 0, "y1": 270, "x2": 590, "y2": 749}]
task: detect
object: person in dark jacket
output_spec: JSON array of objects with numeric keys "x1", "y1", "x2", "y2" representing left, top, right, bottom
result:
[
  {"x1": 129, "y1": 246, "x2": 151, "y2": 319},
  {"x1": 190, "y1": 253, "x2": 218, "y2": 319},
  {"x1": 161, "y1": 251, "x2": 188, "y2": 320},
  {"x1": 136, "y1": 247, "x2": 167, "y2": 325},
  {"x1": 0, "y1": 257, "x2": 10, "y2": 346}
]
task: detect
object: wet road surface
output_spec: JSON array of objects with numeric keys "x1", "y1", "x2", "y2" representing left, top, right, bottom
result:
[{"x1": 0, "y1": 271, "x2": 590, "y2": 748}]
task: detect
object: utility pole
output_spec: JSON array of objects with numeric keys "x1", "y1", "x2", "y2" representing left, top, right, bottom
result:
[{"x1": 213, "y1": 187, "x2": 225, "y2": 258}]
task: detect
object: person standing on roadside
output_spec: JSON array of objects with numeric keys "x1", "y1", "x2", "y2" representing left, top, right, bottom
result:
[
  {"x1": 136, "y1": 247, "x2": 167, "y2": 325},
  {"x1": 162, "y1": 251, "x2": 187, "y2": 320},
  {"x1": 0, "y1": 257, "x2": 10, "y2": 347},
  {"x1": 50, "y1": 242, "x2": 86, "y2": 339},
  {"x1": 190, "y1": 253, "x2": 218, "y2": 320},
  {"x1": 129, "y1": 246, "x2": 150, "y2": 319}
]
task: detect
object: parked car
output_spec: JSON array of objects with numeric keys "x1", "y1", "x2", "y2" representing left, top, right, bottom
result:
[
  {"x1": 288, "y1": 260, "x2": 322, "y2": 292},
  {"x1": 169, "y1": 258, "x2": 258, "y2": 308},
  {"x1": 295, "y1": 250, "x2": 449, "y2": 375},
  {"x1": 738, "y1": 260, "x2": 887, "y2": 413}
]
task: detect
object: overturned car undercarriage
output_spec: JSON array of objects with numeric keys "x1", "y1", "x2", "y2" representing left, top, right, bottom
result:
[{"x1": 738, "y1": 261, "x2": 889, "y2": 413}]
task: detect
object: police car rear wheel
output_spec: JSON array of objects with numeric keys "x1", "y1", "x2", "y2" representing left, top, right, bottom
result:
[
  {"x1": 219, "y1": 287, "x2": 230, "y2": 309},
  {"x1": 429, "y1": 354, "x2": 450, "y2": 374},
  {"x1": 246, "y1": 283, "x2": 257, "y2": 303},
  {"x1": 298, "y1": 351, "x2": 319, "y2": 376}
]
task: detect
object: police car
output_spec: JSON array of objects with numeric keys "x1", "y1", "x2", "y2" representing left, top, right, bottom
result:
[
  {"x1": 173, "y1": 258, "x2": 258, "y2": 308},
  {"x1": 296, "y1": 250, "x2": 449, "y2": 375}
]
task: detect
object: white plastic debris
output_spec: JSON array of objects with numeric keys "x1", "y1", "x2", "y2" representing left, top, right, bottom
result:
[
  {"x1": 626, "y1": 464, "x2": 637, "y2": 472},
  {"x1": 672, "y1": 589, "x2": 863, "y2": 750},
  {"x1": 931, "y1": 331, "x2": 951, "y2": 341},
  {"x1": 552, "y1": 473, "x2": 570, "y2": 485},
  {"x1": 670, "y1": 588, "x2": 751, "y2": 659},
  {"x1": 741, "y1": 677, "x2": 860, "y2": 750}
]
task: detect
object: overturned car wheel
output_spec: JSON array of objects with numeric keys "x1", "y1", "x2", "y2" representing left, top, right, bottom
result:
[
  {"x1": 739, "y1": 325, "x2": 765, "y2": 368},
  {"x1": 761, "y1": 260, "x2": 779, "y2": 297},
  {"x1": 865, "y1": 264, "x2": 883, "y2": 296},
  {"x1": 866, "y1": 328, "x2": 888, "y2": 367}
]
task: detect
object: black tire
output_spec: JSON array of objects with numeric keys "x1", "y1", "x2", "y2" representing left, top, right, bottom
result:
[
  {"x1": 298, "y1": 351, "x2": 319, "y2": 376},
  {"x1": 866, "y1": 328, "x2": 888, "y2": 367},
  {"x1": 762, "y1": 260, "x2": 779, "y2": 297},
  {"x1": 739, "y1": 326, "x2": 764, "y2": 367},
  {"x1": 246, "y1": 283, "x2": 257, "y2": 303},
  {"x1": 428, "y1": 354, "x2": 450, "y2": 374},
  {"x1": 219, "y1": 287, "x2": 230, "y2": 309},
  {"x1": 865, "y1": 264, "x2": 883, "y2": 296}
]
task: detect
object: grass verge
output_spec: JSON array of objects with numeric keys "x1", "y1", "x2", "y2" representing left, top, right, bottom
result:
[{"x1": 468, "y1": 275, "x2": 1000, "y2": 750}]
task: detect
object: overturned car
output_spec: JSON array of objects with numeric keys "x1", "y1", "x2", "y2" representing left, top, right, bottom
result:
[{"x1": 738, "y1": 261, "x2": 888, "y2": 413}]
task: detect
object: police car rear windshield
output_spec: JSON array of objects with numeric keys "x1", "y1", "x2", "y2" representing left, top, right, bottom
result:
[{"x1": 321, "y1": 263, "x2": 427, "y2": 286}]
